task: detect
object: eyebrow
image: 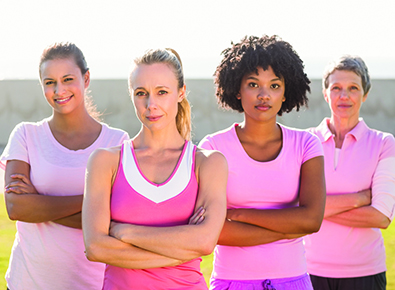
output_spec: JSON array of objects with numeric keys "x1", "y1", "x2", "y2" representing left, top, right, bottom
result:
[
  {"x1": 42, "y1": 74, "x2": 75, "y2": 81},
  {"x1": 245, "y1": 75, "x2": 282, "y2": 82},
  {"x1": 134, "y1": 85, "x2": 171, "y2": 90}
]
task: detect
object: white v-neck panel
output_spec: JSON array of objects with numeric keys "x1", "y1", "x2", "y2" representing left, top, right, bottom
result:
[{"x1": 122, "y1": 140, "x2": 195, "y2": 203}]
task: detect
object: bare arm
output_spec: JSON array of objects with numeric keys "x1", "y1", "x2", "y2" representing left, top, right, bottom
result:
[
  {"x1": 325, "y1": 206, "x2": 390, "y2": 229},
  {"x1": 227, "y1": 156, "x2": 326, "y2": 235},
  {"x1": 4, "y1": 160, "x2": 83, "y2": 224},
  {"x1": 109, "y1": 150, "x2": 228, "y2": 261},
  {"x1": 82, "y1": 148, "x2": 184, "y2": 268},
  {"x1": 323, "y1": 189, "x2": 371, "y2": 218},
  {"x1": 217, "y1": 219, "x2": 304, "y2": 246}
]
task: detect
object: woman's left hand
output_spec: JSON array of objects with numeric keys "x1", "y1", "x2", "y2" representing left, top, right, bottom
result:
[
  {"x1": 5, "y1": 173, "x2": 39, "y2": 195},
  {"x1": 109, "y1": 221, "x2": 130, "y2": 240}
]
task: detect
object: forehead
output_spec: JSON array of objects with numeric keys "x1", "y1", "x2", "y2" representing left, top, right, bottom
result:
[
  {"x1": 243, "y1": 66, "x2": 282, "y2": 80},
  {"x1": 40, "y1": 58, "x2": 80, "y2": 78},
  {"x1": 130, "y1": 63, "x2": 177, "y2": 88},
  {"x1": 328, "y1": 70, "x2": 362, "y2": 84}
]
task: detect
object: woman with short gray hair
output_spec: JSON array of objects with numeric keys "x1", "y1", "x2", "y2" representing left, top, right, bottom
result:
[{"x1": 304, "y1": 55, "x2": 395, "y2": 290}]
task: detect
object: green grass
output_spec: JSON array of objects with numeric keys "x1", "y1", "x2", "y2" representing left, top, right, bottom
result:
[{"x1": 1, "y1": 195, "x2": 394, "y2": 289}]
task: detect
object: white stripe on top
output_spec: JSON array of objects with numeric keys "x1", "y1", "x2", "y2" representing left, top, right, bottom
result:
[{"x1": 122, "y1": 140, "x2": 195, "y2": 204}]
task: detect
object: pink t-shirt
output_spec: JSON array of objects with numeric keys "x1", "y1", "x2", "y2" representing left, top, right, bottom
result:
[
  {"x1": 199, "y1": 123, "x2": 323, "y2": 280},
  {"x1": 304, "y1": 118, "x2": 395, "y2": 278},
  {"x1": 104, "y1": 140, "x2": 207, "y2": 289},
  {"x1": 0, "y1": 118, "x2": 129, "y2": 290}
]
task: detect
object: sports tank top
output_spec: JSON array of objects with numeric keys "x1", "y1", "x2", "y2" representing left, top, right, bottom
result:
[{"x1": 103, "y1": 140, "x2": 207, "y2": 290}]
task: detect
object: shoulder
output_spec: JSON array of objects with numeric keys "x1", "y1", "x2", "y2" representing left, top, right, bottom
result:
[
  {"x1": 100, "y1": 123, "x2": 130, "y2": 140},
  {"x1": 88, "y1": 145, "x2": 122, "y2": 168},
  {"x1": 199, "y1": 124, "x2": 237, "y2": 149},
  {"x1": 364, "y1": 126, "x2": 395, "y2": 155},
  {"x1": 10, "y1": 119, "x2": 47, "y2": 135},
  {"x1": 281, "y1": 124, "x2": 320, "y2": 144},
  {"x1": 195, "y1": 148, "x2": 228, "y2": 172}
]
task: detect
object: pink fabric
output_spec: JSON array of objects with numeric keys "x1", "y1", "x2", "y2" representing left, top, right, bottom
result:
[
  {"x1": 199, "y1": 123, "x2": 323, "y2": 280},
  {"x1": 0, "y1": 118, "x2": 129, "y2": 290},
  {"x1": 104, "y1": 141, "x2": 207, "y2": 289},
  {"x1": 304, "y1": 118, "x2": 395, "y2": 278}
]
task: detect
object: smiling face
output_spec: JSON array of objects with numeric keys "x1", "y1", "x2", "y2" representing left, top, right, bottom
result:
[
  {"x1": 324, "y1": 69, "x2": 367, "y2": 123},
  {"x1": 238, "y1": 66, "x2": 285, "y2": 124},
  {"x1": 40, "y1": 58, "x2": 89, "y2": 116},
  {"x1": 130, "y1": 63, "x2": 185, "y2": 133}
]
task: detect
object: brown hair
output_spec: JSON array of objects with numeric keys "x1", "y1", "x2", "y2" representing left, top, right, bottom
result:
[{"x1": 39, "y1": 42, "x2": 101, "y2": 120}]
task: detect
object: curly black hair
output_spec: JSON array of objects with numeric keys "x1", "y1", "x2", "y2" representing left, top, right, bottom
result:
[{"x1": 214, "y1": 35, "x2": 310, "y2": 116}]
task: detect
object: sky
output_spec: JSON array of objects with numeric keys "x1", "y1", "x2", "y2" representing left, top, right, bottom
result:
[{"x1": 0, "y1": 0, "x2": 394, "y2": 80}]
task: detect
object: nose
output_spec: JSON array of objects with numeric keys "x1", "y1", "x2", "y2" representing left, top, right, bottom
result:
[
  {"x1": 55, "y1": 82, "x2": 66, "y2": 95},
  {"x1": 257, "y1": 87, "x2": 270, "y2": 100},
  {"x1": 339, "y1": 89, "x2": 349, "y2": 99},
  {"x1": 146, "y1": 95, "x2": 158, "y2": 109}
]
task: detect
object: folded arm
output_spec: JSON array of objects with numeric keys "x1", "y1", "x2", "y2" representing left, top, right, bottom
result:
[
  {"x1": 82, "y1": 147, "x2": 185, "y2": 268},
  {"x1": 4, "y1": 160, "x2": 83, "y2": 226},
  {"x1": 109, "y1": 150, "x2": 228, "y2": 261},
  {"x1": 226, "y1": 156, "x2": 326, "y2": 235}
]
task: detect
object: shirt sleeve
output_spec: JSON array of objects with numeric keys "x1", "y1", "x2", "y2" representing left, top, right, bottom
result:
[
  {"x1": 0, "y1": 122, "x2": 29, "y2": 167},
  {"x1": 371, "y1": 135, "x2": 395, "y2": 221},
  {"x1": 302, "y1": 131, "x2": 324, "y2": 164},
  {"x1": 198, "y1": 135, "x2": 215, "y2": 150}
]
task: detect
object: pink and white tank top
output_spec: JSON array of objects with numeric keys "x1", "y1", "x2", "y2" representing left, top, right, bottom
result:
[{"x1": 103, "y1": 140, "x2": 207, "y2": 290}]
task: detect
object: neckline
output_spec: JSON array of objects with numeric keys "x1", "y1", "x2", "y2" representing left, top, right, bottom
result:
[
  {"x1": 232, "y1": 123, "x2": 284, "y2": 164},
  {"x1": 130, "y1": 140, "x2": 189, "y2": 186},
  {"x1": 43, "y1": 118, "x2": 104, "y2": 153}
]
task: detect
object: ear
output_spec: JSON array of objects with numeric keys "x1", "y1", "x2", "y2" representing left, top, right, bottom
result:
[
  {"x1": 362, "y1": 92, "x2": 368, "y2": 103},
  {"x1": 323, "y1": 88, "x2": 329, "y2": 103},
  {"x1": 84, "y1": 70, "x2": 90, "y2": 89},
  {"x1": 282, "y1": 96, "x2": 286, "y2": 102},
  {"x1": 237, "y1": 93, "x2": 241, "y2": 100},
  {"x1": 178, "y1": 84, "x2": 186, "y2": 102}
]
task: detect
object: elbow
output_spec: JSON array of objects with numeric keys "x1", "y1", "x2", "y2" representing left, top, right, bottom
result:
[
  {"x1": 7, "y1": 203, "x2": 23, "y2": 221},
  {"x1": 302, "y1": 217, "x2": 324, "y2": 234},
  {"x1": 196, "y1": 235, "x2": 218, "y2": 256},
  {"x1": 378, "y1": 217, "x2": 391, "y2": 229},
  {"x1": 84, "y1": 242, "x2": 103, "y2": 262}
]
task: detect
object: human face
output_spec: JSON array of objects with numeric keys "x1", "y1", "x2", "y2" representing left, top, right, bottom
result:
[
  {"x1": 130, "y1": 63, "x2": 185, "y2": 133},
  {"x1": 324, "y1": 69, "x2": 367, "y2": 122},
  {"x1": 238, "y1": 66, "x2": 285, "y2": 124},
  {"x1": 40, "y1": 58, "x2": 89, "y2": 116}
]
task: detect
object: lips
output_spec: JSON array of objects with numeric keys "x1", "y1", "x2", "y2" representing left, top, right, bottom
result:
[
  {"x1": 55, "y1": 96, "x2": 73, "y2": 104},
  {"x1": 146, "y1": 115, "x2": 162, "y2": 122},
  {"x1": 255, "y1": 103, "x2": 271, "y2": 111}
]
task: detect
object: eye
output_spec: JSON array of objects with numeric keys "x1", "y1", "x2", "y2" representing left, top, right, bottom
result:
[
  {"x1": 331, "y1": 86, "x2": 340, "y2": 91},
  {"x1": 350, "y1": 86, "x2": 359, "y2": 91},
  {"x1": 271, "y1": 83, "x2": 280, "y2": 89},
  {"x1": 135, "y1": 91, "x2": 147, "y2": 97},
  {"x1": 158, "y1": 90, "x2": 168, "y2": 95},
  {"x1": 248, "y1": 82, "x2": 258, "y2": 88},
  {"x1": 45, "y1": 80, "x2": 54, "y2": 85},
  {"x1": 64, "y1": 77, "x2": 74, "y2": 82}
]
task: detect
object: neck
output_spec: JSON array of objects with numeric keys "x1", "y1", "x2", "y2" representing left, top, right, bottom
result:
[
  {"x1": 238, "y1": 117, "x2": 280, "y2": 143},
  {"x1": 328, "y1": 116, "x2": 360, "y2": 148},
  {"x1": 49, "y1": 108, "x2": 97, "y2": 133},
  {"x1": 134, "y1": 125, "x2": 185, "y2": 151}
]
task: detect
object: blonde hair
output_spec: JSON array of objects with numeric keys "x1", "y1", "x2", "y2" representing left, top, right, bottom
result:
[{"x1": 130, "y1": 48, "x2": 191, "y2": 140}]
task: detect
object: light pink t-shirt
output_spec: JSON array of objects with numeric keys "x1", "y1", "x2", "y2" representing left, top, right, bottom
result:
[
  {"x1": 199, "y1": 123, "x2": 323, "y2": 280},
  {"x1": 0, "y1": 118, "x2": 129, "y2": 290},
  {"x1": 304, "y1": 118, "x2": 395, "y2": 278}
]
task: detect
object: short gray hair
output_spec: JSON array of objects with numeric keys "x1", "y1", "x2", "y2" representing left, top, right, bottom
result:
[{"x1": 322, "y1": 55, "x2": 371, "y2": 95}]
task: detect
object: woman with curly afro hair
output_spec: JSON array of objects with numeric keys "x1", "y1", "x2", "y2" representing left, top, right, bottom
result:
[{"x1": 199, "y1": 35, "x2": 326, "y2": 290}]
